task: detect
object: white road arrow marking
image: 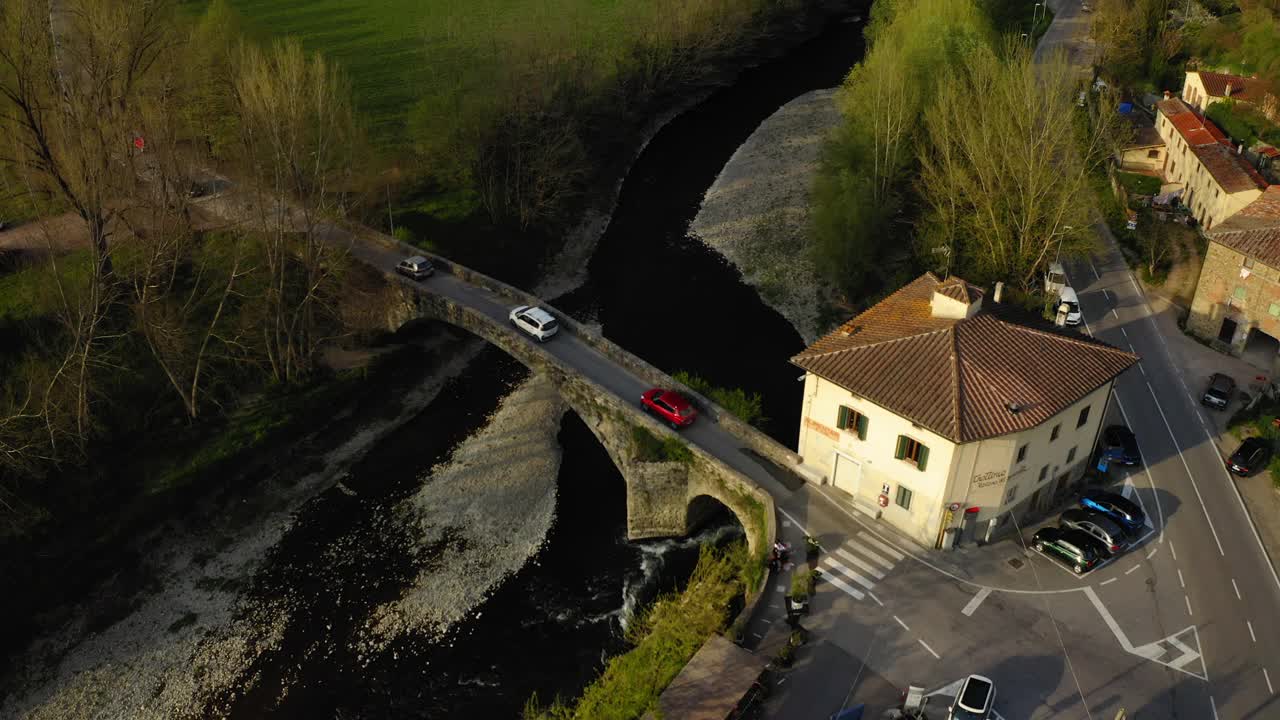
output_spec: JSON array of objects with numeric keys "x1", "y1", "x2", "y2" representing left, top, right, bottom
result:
[{"x1": 1085, "y1": 587, "x2": 1207, "y2": 680}]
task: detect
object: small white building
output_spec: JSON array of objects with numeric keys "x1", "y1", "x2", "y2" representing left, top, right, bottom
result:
[{"x1": 791, "y1": 273, "x2": 1138, "y2": 549}]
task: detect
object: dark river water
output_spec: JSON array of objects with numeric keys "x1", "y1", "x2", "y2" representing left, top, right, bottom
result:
[{"x1": 221, "y1": 7, "x2": 867, "y2": 718}]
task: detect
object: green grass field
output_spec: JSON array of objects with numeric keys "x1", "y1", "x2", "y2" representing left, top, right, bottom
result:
[{"x1": 186, "y1": 0, "x2": 644, "y2": 146}]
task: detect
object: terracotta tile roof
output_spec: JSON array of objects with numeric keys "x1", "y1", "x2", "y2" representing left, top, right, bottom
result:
[
  {"x1": 1193, "y1": 71, "x2": 1273, "y2": 103},
  {"x1": 936, "y1": 275, "x2": 985, "y2": 303},
  {"x1": 1208, "y1": 187, "x2": 1280, "y2": 267},
  {"x1": 792, "y1": 274, "x2": 1138, "y2": 443},
  {"x1": 1191, "y1": 143, "x2": 1269, "y2": 193},
  {"x1": 1158, "y1": 98, "x2": 1229, "y2": 147}
]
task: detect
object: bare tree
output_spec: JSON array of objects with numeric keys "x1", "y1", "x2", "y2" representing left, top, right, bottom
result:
[
  {"x1": 233, "y1": 39, "x2": 360, "y2": 384},
  {"x1": 918, "y1": 41, "x2": 1125, "y2": 291}
]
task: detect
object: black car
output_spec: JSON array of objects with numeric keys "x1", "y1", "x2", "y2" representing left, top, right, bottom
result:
[
  {"x1": 1228, "y1": 437, "x2": 1273, "y2": 477},
  {"x1": 1079, "y1": 490, "x2": 1146, "y2": 534},
  {"x1": 1099, "y1": 425, "x2": 1141, "y2": 466},
  {"x1": 1032, "y1": 526, "x2": 1102, "y2": 574},
  {"x1": 1060, "y1": 509, "x2": 1128, "y2": 557},
  {"x1": 1202, "y1": 373, "x2": 1236, "y2": 410}
]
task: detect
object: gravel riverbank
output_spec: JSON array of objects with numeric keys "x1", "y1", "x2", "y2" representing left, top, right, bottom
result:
[{"x1": 689, "y1": 88, "x2": 842, "y2": 344}]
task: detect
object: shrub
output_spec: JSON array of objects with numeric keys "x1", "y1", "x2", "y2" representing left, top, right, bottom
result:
[
  {"x1": 790, "y1": 568, "x2": 817, "y2": 600},
  {"x1": 1269, "y1": 455, "x2": 1280, "y2": 490},
  {"x1": 672, "y1": 371, "x2": 769, "y2": 428},
  {"x1": 1115, "y1": 171, "x2": 1162, "y2": 197},
  {"x1": 630, "y1": 426, "x2": 693, "y2": 464}
]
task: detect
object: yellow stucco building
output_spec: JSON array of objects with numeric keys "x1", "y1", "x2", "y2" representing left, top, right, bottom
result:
[
  {"x1": 792, "y1": 274, "x2": 1138, "y2": 549},
  {"x1": 1156, "y1": 96, "x2": 1267, "y2": 230}
]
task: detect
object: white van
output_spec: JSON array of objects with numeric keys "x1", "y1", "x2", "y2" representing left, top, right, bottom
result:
[{"x1": 1059, "y1": 286, "x2": 1082, "y2": 326}]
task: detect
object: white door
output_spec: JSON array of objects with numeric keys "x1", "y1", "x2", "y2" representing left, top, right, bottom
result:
[{"x1": 832, "y1": 453, "x2": 862, "y2": 497}]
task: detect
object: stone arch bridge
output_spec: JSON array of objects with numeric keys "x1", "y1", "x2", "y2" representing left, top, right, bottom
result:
[{"x1": 360, "y1": 235, "x2": 805, "y2": 558}]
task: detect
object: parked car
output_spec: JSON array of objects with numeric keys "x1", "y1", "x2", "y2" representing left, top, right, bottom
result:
[
  {"x1": 1032, "y1": 526, "x2": 1101, "y2": 575},
  {"x1": 948, "y1": 674, "x2": 996, "y2": 719},
  {"x1": 396, "y1": 255, "x2": 434, "y2": 281},
  {"x1": 640, "y1": 388, "x2": 698, "y2": 429},
  {"x1": 509, "y1": 305, "x2": 560, "y2": 342},
  {"x1": 1060, "y1": 509, "x2": 1128, "y2": 557},
  {"x1": 1099, "y1": 425, "x2": 1141, "y2": 466},
  {"x1": 1079, "y1": 490, "x2": 1146, "y2": 535},
  {"x1": 1058, "y1": 286, "x2": 1082, "y2": 326},
  {"x1": 1201, "y1": 373, "x2": 1236, "y2": 410},
  {"x1": 1227, "y1": 437, "x2": 1273, "y2": 477}
]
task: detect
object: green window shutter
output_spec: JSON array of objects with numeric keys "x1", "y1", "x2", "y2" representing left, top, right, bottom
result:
[
  {"x1": 856, "y1": 413, "x2": 868, "y2": 441},
  {"x1": 837, "y1": 405, "x2": 850, "y2": 430},
  {"x1": 894, "y1": 436, "x2": 907, "y2": 460},
  {"x1": 917, "y1": 445, "x2": 930, "y2": 472}
]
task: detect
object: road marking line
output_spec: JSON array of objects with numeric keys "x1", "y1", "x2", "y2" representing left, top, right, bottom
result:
[
  {"x1": 1139, "y1": 363, "x2": 1147, "y2": 376},
  {"x1": 835, "y1": 547, "x2": 887, "y2": 579},
  {"x1": 1185, "y1": 596, "x2": 1193, "y2": 616},
  {"x1": 1121, "y1": 327, "x2": 1128, "y2": 338},
  {"x1": 869, "y1": 591, "x2": 883, "y2": 607},
  {"x1": 776, "y1": 585, "x2": 787, "y2": 593},
  {"x1": 1112, "y1": 394, "x2": 1165, "y2": 541},
  {"x1": 846, "y1": 543, "x2": 896, "y2": 571},
  {"x1": 822, "y1": 559, "x2": 875, "y2": 590},
  {"x1": 782, "y1": 519, "x2": 792, "y2": 527},
  {"x1": 1211, "y1": 695, "x2": 1219, "y2": 719},
  {"x1": 858, "y1": 532, "x2": 906, "y2": 561},
  {"x1": 821, "y1": 571, "x2": 866, "y2": 600},
  {"x1": 1125, "y1": 564, "x2": 1141, "y2": 575},
  {"x1": 1101, "y1": 577, "x2": 1117, "y2": 586},
  {"x1": 1171, "y1": 541, "x2": 1178, "y2": 561},
  {"x1": 1089, "y1": 261, "x2": 1100, "y2": 280},
  {"x1": 1103, "y1": 289, "x2": 1111, "y2": 301},
  {"x1": 760, "y1": 618, "x2": 773, "y2": 624},
  {"x1": 1144, "y1": 380, "x2": 1226, "y2": 556},
  {"x1": 1146, "y1": 546, "x2": 1158, "y2": 560},
  {"x1": 1233, "y1": 578, "x2": 1241, "y2": 600},
  {"x1": 752, "y1": 632, "x2": 764, "y2": 639},
  {"x1": 1178, "y1": 569, "x2": 1185, "y2": 588},
  {"x1": 962, "y1": 587, "x2": 992, "y2": 617},
  {"x1": 1128, "y1": 342, "x2": 1136, "y2": 353},
  {"x1": 1248, "y1": 620, "x2": 1257, "y2": 643},
  {"x1": 1113, "y1": 308, "x2": 1120, "y2": 319},
  {"x1": 918, "y1": 639, "x2": 940, "y2": 659},
  {"x1": 894, "y1": 615, "x2": 910, "y2": 631},
  {"x1": 1267, "y1": 668, "x2": 1275, "y2": 695}
]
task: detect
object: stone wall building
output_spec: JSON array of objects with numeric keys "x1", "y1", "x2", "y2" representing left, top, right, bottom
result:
[
  {"x1": 1187, "y1": 187, "x2": 1280, "y2": 371},
  {"x1": 792, "y1": 274, "x2": 1137, "y2": 549}
]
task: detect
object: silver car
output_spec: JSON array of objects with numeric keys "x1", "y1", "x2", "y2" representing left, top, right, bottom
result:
[{"x1": 1060, "y1": 508, "x2": 1127, "y2": 557}]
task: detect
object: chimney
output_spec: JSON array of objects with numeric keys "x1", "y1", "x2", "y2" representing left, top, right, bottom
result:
[
  {"x1": 1226, "y1": 82, "x2": 1234, "y2": 97},
  {"x1": 994, "y1": 281, "x2": 1004, "y2": 303},
  {"x1": 1163, "y1": 90, "x2": 1172, "y2": 100}
]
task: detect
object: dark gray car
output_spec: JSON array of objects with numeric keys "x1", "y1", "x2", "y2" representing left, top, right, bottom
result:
[
  {"x1": 1202, "y1": 373, "x2": 1236, "y2": 410},
  {"x1": 1060, "y1": 509, "x2": 1127, "y2": 557}
]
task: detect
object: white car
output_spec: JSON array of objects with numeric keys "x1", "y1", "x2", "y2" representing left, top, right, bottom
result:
[
  {"x1": 509, "y1": 305, "x2": 559, "y2": 342},
  {"x1": 949, "y1": 674, "x2": 996, "y2": 719},
  {"x1": 1058, "y1": 286, "x2": 1082, "y2": 326}
]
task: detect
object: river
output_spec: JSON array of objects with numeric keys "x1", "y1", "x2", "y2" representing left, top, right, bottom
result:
[{"x1": 219, "y1": 8, "x2": 868, "y2": 718}]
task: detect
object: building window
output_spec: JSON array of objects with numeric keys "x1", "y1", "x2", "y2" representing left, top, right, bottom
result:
[
  {"x1": 1077, "y1": 406, "x2": 1090, "y2": 428},
  {"x1": 1017, "y1": 444, "x2": 1028, "y2": 463},
  {"x1": 895, "y1": 485, "x2": 914, "y2": 510},
  {"x1": 1234, "y1": 286, "x2": 1247, "y2": 300},
  {"x1": 1245, "y1": 257, "x2": 1255, "y2": 269},
  {"x1": 894, "y1": 436, "x2": 930, "y2": 471},
  {"x1": 1039, "y1": 465, "x2": 1049, "y2": 482},
  {"x1": 836, "y1": 405, "x2": 868, "y2": 440},
  {"x1": 1269, "y1": 303, "x2": 1280, "y2": 318},
  {"x1": 1050, "y1": 424, "x2": 1061, "y2": 442},
  {"x1": 1067, "y1": 446, "x2": 1077, "y2": 463},
  {"x1": 1147, "y1": 149, "x2": 1160, "y2": 159},
  {"x1": 1005, "y1": 485, "x2": 1019, "y2": 503}
]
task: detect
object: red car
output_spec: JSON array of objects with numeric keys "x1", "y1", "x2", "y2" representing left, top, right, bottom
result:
[{"x1": 640, "y1": 388, "x2": 698, "y2": 429}]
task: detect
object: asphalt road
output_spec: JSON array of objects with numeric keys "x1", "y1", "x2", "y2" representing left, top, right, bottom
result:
[{"x1": 1064, "y1": 227, "x2": 1280, "y2": 719}]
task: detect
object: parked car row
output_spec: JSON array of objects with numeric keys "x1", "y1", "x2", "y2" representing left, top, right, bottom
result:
[{"x1": 1032, "y1": 490, "x2": 1147, "y2": 575}]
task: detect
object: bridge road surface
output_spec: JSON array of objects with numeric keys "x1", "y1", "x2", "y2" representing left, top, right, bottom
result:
[
  {"x1": 341, "y1": 233, "x2": 797, "y2": 501},
  {"x1": 1064, "y1": 227, "x2": 1280, "y2": 719}
]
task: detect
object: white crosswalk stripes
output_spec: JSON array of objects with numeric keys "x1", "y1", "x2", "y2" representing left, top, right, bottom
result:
[{"x1": 815, "y1": 534, "x2": 905, "y2": 602}]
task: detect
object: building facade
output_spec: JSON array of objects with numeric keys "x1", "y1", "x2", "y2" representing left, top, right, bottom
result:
[
  {"x1": 1182, "y1": 70, "x2": 1273, "y2": 113},
  {"x1": 1156, "y1": 97, "x2": 1266, "y2": 230},
  {"x1": 793, "y1": 274, "x2": 1137, "y2": 549},
  {"x1": 1187, "y1": 187, "x2": 1280, "y2": 369}
]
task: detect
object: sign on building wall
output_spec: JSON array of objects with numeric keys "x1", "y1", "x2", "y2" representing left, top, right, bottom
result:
[
  {"x1": 804, "y1": 417, "x2": 838, "y2": 441},
  {"x1": 973, "y1": 470, "x2": 1006, "y2": 489}
]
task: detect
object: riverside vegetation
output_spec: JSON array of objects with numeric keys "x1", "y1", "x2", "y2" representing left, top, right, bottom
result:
[{"x1": 810, "y1": 0, "x2": 1125, "y2": 310}]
